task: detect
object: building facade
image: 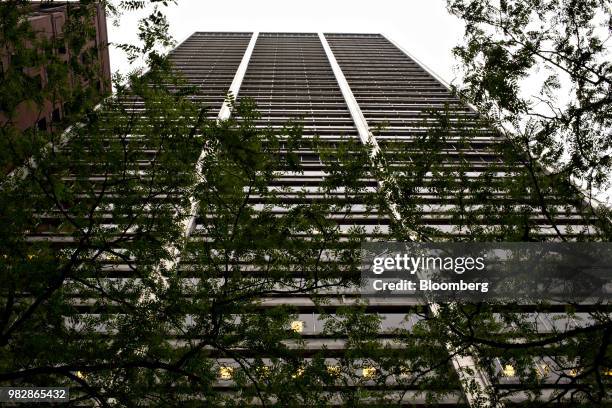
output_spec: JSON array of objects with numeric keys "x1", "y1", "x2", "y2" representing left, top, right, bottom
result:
[
  {"x1": 14, "y1": 31, "x2": 605, "y2": 406},
  {"x1": 0, "y1": 1, "x2": 111, "y2": 132},
  {"x1": 165, "y1": 32, "x2": 600, "y2": 405}
]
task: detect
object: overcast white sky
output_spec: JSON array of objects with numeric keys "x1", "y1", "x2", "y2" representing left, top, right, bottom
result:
[{"x1": 107, "y1": 0, "x2": 465, "y2": 85}]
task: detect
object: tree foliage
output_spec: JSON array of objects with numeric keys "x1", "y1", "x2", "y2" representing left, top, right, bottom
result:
[
  {"x1": 0, "y1": 0, "x2": 611, "y2": 406},
  {"x1": 447, "y1": 0, "x2": 612, "y2": 206},
  {"x1": 434, "y1": 0, "x2": 612, "y2": 404}
]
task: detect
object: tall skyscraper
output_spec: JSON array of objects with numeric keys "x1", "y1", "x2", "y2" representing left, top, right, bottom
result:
[
  {"x1": 166, "y1": 32, "x2": 601, "y2": 405},
  {"x1": 15, "y1": 32, "x2": 605, "y2": 406}
]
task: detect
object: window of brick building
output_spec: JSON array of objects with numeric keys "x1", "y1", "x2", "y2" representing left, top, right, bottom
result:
[
  {"x1": 37, "y1": 117, "x2": 47, "y2": 131},
  {"x1": 52, "y1": 108, "x2": 61, "y2": 122}
]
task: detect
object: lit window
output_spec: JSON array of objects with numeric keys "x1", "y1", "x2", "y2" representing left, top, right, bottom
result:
[
  {"x1": 362, "y1": 367, "x2": 376, "y2": 379},
  {"x1": 291, "y1": 367, "x2": 304, "y2": 378},
  {"x1": 502, "y1": 364, "x2": 516, "y2": 377},
  {"x1": 219, "y1": 366, "x2": 234, "y2": 380},
  {"x1": 569, "y1": 368, "x2": 579, "y2": 377},
  {"x1": 603, "y1": 368, "x2": 612, "y2": 376},
  {"x1": 105, "y1": 253, "x2": 118, "y2": 261},
  {"x1": 257, "y1": 365, "x2": 271, "y2": 378},
  {"x1": 75, "y1": 371, "x2": 86, "y2": 379},
  {"x1": 327, "y1": 365, "x2": 341, "y2": 376},
  {"x1": 290, "y1": 320, "x2": 304, "y2": 333}
]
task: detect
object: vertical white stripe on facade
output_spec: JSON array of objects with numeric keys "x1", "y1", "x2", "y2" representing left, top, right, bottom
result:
[
  {"x1": 319, "y1": 32, "x2": 499, "y2": 408},
  {"x1": 218, "y1": 32, "x2": 259, "y2": 120},
  {"x1": 317, "y1": 32, "x2": 418, "y2": 241},
  {"x1": 184, "y1": 31, "x2": 258, "y2": 238},
  {"x1": 150, "y1": 32, "x2": 259, "y2": 298},
  {"x1": 317, "y1": 33, "x2": 380, "y2": 158}
]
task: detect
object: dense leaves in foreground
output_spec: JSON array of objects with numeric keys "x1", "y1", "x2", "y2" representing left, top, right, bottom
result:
[{"x1": 0, "y1": 0, "x2": 611, "y2": 406}]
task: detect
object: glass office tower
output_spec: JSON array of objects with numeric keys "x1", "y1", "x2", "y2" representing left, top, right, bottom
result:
[
  {"x1": 20, "y1": 32, "x2": 602, "y2": 406},
  {"x1": 167, "y1": 32, "x2": 599, "y2": 405}
]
